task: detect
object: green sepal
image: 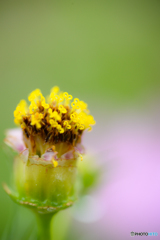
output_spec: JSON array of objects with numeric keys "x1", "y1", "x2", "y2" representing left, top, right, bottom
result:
[{"x1": 3, "y1": 183, "x2": 76, "y2": 214}]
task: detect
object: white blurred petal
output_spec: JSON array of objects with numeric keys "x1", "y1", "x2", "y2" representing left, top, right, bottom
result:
[
  {"x1": 61, "y1": 150, "x2": 74, "y2": 160},
  {"x1": 4, "y1": 128, "x2": 26, "y2": 153},
  {"x1": 42, "y1": 151, "x2": 58, "y2": 161}
]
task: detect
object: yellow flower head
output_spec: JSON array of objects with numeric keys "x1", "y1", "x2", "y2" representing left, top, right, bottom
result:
[{"x1": 14, "y1": 87, "x2": 96, "y2": 155}]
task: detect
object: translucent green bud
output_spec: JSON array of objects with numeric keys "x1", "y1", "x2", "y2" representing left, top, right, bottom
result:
[{"x1": 4, "y1": 152, "x2": 78, "y2": 214}]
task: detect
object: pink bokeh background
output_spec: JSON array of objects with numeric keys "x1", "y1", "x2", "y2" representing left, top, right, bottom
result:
[{"x1": 71, "y1": 105, "x2": 160, "y2": 240}]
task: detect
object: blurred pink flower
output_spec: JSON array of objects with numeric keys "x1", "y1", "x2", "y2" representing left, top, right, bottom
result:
[{"x1": 72, "y1": 110, "x2": 160, "y2": 240}]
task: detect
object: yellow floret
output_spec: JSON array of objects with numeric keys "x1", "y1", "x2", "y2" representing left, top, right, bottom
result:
[
  {"x1": 66, "y1": 124, "x2": 71, "y2": 130},
  {"x1": 79, "y1": 101, "x2": 88, "y2": 111},
  {"x1": 49, "y1": 119, "x2": 58, "y2": 128},
  {"x1": 51, "y1": 86, "x2": 59, "y2": 94},
  {"x1": 48, "y1": 108, "x2": 61, "y2": 121},
  {"x1": 41, "y1": 96, "x2": 49, "y2": 109},
  {"x1": 52, "y1": 160, "x2": 58, "y2": 167},
  {"x1": 14, "y1": 100, "x2": 27, "y2": 124},
  {"x1": 29, "y1": 101, "x2": 38, "y2": 114},
  {"x1": 58, "y1": 105, "x2": 67, "y2": 114},
  {"x1": 59, "y1": 128, "x2": 64, "y2": 134},
  {"x1": 28, "y1": 89, "x2": 41, "y2": 102},
  {"x1": 63, "y1": 120, "x2": 68, "y2": 126},
  {"x1": 31, "y1": 112, "x2": 43, "y2": 129},
  {"x1": 78, "y1": 153, "x2": 83, "y2": 161}
]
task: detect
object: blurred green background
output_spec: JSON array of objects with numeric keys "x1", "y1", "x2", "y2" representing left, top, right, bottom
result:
[{"x1": 0, "y1": 0, "x2": 160, "y2": 239}]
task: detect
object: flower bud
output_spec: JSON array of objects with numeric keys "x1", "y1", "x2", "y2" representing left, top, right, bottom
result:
[{"x1": 4, "y1": 86, "x2": 95, "y2": 214}]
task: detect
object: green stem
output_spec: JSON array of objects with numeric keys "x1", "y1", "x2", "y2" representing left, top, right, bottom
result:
[{"x1": 36, "y1": 212, "x2": 55, "y2": 240}]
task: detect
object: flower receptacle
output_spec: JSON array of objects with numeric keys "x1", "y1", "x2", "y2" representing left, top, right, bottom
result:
[{"x1": 4, "y1": 154, "x2": 78, "y2": 214}]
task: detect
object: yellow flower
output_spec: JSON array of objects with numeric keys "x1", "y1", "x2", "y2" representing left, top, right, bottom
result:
[
  {"x1": 4, "y1": 86, "x2": 96, "y2": 217},
  {"x1": 13, "y1": 86, "x2": 96, "y2": 157}
]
